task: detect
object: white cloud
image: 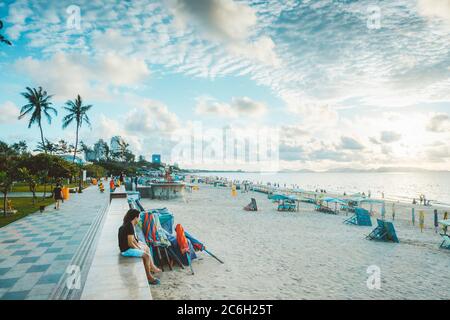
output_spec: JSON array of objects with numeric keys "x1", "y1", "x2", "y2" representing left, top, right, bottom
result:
[
  {"x1": 427, "y1": 113, "x2": 450, "y2": 132},
  {"x1": 417, "y1": 0, "x2": 450, "y2": 23},
  {"x1": 380, "y1": 131, "x2": 402, "y2": 143},
  {"x1": 340, "y1": 136, "x2": 365, "y2": 150},
  {"x1": 15, "y1": 52, "x2": 150, "y2": 101},
  {"x1": 125, "y1": 100, "x2": 181, "y2": 134},
  {"x1": 167, "y1": 0, "x2": 279, "y2": 66},
  {"x1": 195, "y1": 96, "x2": 267, "y2": 118},
  {"x1": 0, "y1": 101, "x2": 20, "y2": 124}
]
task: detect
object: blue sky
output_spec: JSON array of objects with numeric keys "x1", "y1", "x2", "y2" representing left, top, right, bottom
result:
[{"x1": 0, "y1": 0, "x2": 450, "y2": 171}]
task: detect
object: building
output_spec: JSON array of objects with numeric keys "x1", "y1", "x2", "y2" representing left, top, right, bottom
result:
[
  {"x1": 110, "y1": 136, "x2": 124, "y2": 154},
  {"x1": 93, "y1": 139, "x2": 107, "y2": 161},
  {"x1": 152, "y1": 154, "x2": 161, "y2": 164},
  {"x1": 59, "y1": 154, "x2": 85, "y2": 165}
]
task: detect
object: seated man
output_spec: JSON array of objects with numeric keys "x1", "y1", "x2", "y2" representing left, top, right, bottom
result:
[{"x1": 118, "y1": 209, "x2": 161, "y2": 285}]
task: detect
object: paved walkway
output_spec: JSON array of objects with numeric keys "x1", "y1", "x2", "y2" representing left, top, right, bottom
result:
[{"x1": 0, "y1": 186, "x2": 108, "y2": 300}]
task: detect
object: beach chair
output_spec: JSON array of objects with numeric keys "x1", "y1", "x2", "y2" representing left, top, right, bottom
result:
[
  {"x1": 439, "y1": 234, "x2": 450, "y2": 250},
  {"x1": 344, "y1": 208, "x2": 372, "y2": 226},
  {"x1": 315, "y1": 204, "x2": 336, "y2": 214},
  {"x1": 142, "y1": 210, "x2": 184, "y2": 271},
  {"x1": 244, "y1": 198, "x2": 258, "y2": 211},
  {"x1": 366, "y1": 219, "x2": 399, "y2": 243},
  {"x1": 278, "y1": 200, "x2": 296, "y2": 212}
]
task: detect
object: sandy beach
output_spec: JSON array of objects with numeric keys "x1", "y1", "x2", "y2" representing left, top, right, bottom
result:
[{"x1": 141, "y1": 184, "x2": 450, "y2": 300}]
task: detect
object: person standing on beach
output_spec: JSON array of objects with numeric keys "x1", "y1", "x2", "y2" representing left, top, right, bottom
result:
[
  {"x1": 434, "y1": 209, "x2": 439, "y2": 233},
  {"x1": 392, "y1": 203, "x2": 396, "y2": 220},
  {"x1": 443, "y1": 211, "x2": 448, "y2": 234},
  {"x1": 53, "y1": 183, "x2": 63, "y2": 210},
  {"x1": 419, "y1": 210, "x2": 425, "y2": 232}
]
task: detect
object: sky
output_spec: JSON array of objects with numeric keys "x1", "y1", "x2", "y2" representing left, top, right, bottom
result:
[{"x1": 0, "y1": 0, "x2": 450, "y2": 171}]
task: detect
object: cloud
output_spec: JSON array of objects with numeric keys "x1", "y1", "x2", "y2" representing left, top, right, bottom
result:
[
  {"x1": 167, "y1": 0, "x2": 279, "y2": 65},
  {"x1": 279, "y1": 144, "x2": 304, "y2": 161},
  {"x1": 125, "y1": 100, "x2": 180, "y2": 134},
  {"x1": 417, "y1": 0, "x2": 450, "y2": 23},
  {"x1": 15, "y1": 52, "x2": 150, "y2": 101},
  {"x1": 5, "y1": 0, "x2": 33, "y2": 40},
  {"x1": 380, "y1": 131, "x2": 402, "y2": 143},
  {"x1": 0, "y1": 101, "x2": 20, "y2": 124},
  {"x1": 195, "y1": 96, "x2": 267, "y2": 118},
  {"x1": 427, "y1": 113, "x2": 450, "y2": 132},
  {"x1": 340, "y1": 136, "x2": 365, "y2": 150}
]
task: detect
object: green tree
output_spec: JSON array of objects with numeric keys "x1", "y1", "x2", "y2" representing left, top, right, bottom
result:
[
  {"x1": 34, "y1": 139, "x2": 58, "y2": 155},
  {"x1": 17, "y1": 167, "x2": 38, "y2": 205},
  {"x1": 0, "y1": 144, "x2": 19, "y2": 216},
  {"x1": 62, "y1": 95, "x2": 92, "y2": 163},
  {"x1": 10, "y1": 140, "x2": 28, "y2": 155},
  {"x1": 19, "y1": 87, "x2": 57, "y2": 153}
]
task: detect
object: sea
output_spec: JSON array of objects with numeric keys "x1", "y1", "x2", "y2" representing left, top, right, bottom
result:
[{"x1": 196, "y1": 171, "x2": 450, "y2": 207}]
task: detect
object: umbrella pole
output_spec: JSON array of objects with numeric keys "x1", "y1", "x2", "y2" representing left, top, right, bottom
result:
[
  {"x1": 204, "y1": 249, "x2": 224, "y2": 264},
  {"x1": 167, "y1": 247, "x2": 185, "y2": 269},
  {"x1": 186, "y1": 253, "x2": 194, "y2": 275}
]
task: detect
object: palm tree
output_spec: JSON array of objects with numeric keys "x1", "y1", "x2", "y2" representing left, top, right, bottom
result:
[
  {"x1": 19, "y1": 87, "x2": 57, "y2": 153},
  {"x1": 0, "y1": 20, "x2": 12, "y2": 46},
  {"x1": 117, "y1": 140, "x2": 130, "y2": 162},
  {"x1": 62, "y1": 95, "x2": 92, "y2": 163},
  {"x1": 34, "y1": 139, "x2": 58, "y2": 155}
]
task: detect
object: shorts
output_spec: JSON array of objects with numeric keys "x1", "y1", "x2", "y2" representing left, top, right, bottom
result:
[{"x1": 121, "y1": 248, "x2": 145, "y2": 258}]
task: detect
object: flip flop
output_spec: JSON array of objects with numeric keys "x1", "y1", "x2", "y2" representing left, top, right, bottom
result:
[{"x1": 148, "y1": 278, "x2": 160, "y2": 286}]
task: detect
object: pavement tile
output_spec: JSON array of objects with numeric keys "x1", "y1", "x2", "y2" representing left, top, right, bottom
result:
[
  {"x1": 11, "y1": 250, "x2": 32, "y2": 256},
  {"x1": 0, "y1": 267, "x2": 11, "y2": 276},
  {"x1": 1, "y1": 290, "x2": 30, "y2": 300},
  {"x1": 36, "y1": 273, "x2": 63, "y2": 285},
  {"x1": 18, "y1": 256, "x2": 40, "y2": 264},
  {"x1": 0, "y1": 277, "x2": 20, "y2": 288},
  {"x1": 55, "y1": 254, "x2": 74, "y2": 261},
  {"x1": 27, "y1": 264, "x2": 50, "y2": 273}
]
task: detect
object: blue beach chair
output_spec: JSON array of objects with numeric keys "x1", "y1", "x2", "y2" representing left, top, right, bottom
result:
[
  {"x1": 439, "y1": 234, "x2": 450, "y2": 250},
  {"x1": 344, "y1": 208, "x2": 372, "y2": 226},
  {"x1": 366, "y1": 219, "x2": 399, "y2": 243}
]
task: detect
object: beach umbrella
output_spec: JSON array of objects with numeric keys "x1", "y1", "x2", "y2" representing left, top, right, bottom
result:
[
  {"x1": 175, "y1": 224, "x2": 194, "y2": 275},
  {"x1": 412, "y1": 208, "x2": 415, "y2": 226}
]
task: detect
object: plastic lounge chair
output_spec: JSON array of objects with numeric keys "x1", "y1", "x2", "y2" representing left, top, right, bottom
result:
[
  {"x1": 278, "y1": 200, "x2": 296, "y2": 212},
  {"x1": 345, "y1": 208, "x2": 372, "y2": 226},
  {"x1": 316, "y1": 204, "x2": 336, "y2": 214},
  {"x1": 366, "y1": 219, "x2": 399, "y2": 243},
  {"x1": 439, "y1": 234, "x2": 450, "y2": 250}
]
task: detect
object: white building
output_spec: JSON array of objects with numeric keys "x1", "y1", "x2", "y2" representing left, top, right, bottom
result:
[{"x1": 110, "y1": 136, "x2": 124, "y2": 154}]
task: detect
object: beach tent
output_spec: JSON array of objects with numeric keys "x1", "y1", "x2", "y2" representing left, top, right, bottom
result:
[
  {"x1": 343, "y1": 208, "x2": 373, "y2": 226},
  {"x1": 366, "y1": 219, "x2": 399, "y2": 243}
]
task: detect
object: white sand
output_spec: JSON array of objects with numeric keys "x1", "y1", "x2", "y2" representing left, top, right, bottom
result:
[{"x1": 141, "y1": 184, "x2": 450, "y2": 300}]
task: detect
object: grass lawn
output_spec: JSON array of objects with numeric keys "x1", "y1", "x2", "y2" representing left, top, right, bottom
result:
[
  {"x1": 10, "y1": 182, "x2": 90, "y2": 193},
  {"x1": 0, "y1": 197, "x2": 55, "y2": 228}
]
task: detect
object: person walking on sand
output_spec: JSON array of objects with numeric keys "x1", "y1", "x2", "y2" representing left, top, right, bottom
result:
[
  {"x1": 118, "y1": 209, "x2": 161, "y2": 285},
  {"x1": 443, "y1": 211, "x2": 448, "y2": 234},
  {"x1": 53, "y1": 183, "x2": 63, "y2": 210}
]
